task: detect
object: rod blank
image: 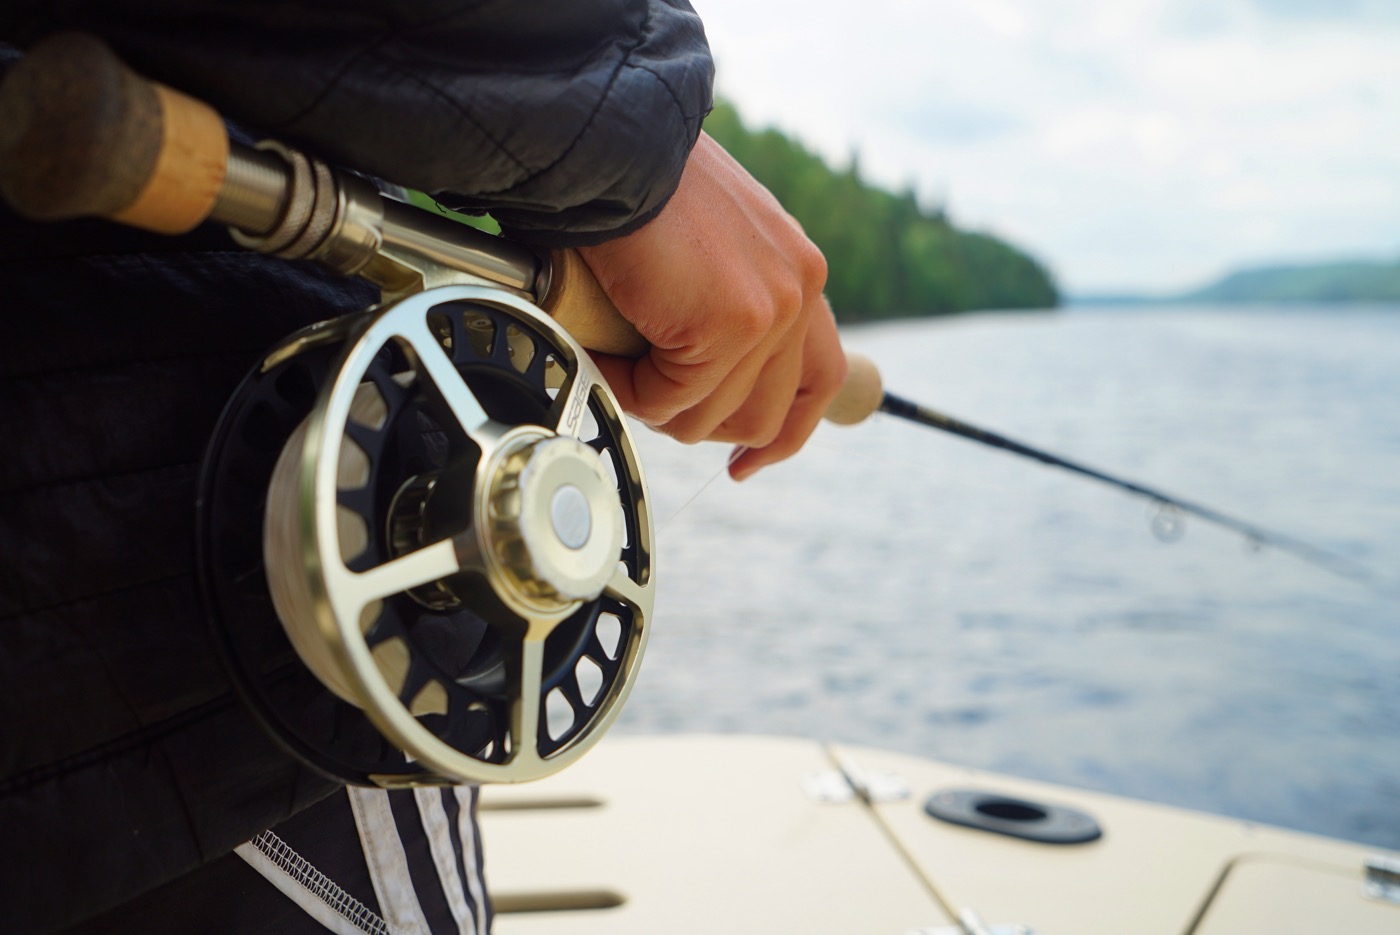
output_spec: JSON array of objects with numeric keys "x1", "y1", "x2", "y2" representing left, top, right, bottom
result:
[{"x1": 877, "y1": 390, "x2": 1395, "y2": 598}]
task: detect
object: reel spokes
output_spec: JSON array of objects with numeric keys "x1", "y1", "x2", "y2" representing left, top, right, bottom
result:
[{"x1": 204, "y1": 285, "x2": 652, "y2": 786}]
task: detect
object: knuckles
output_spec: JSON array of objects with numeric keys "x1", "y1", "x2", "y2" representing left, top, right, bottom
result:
[
  {"x1": 663, "y1": 421, "x2": 711, "y2": 445},
  {"x1": 717, "y1": 406, "x2": 785, "y2": 451},
  {"x1": 726, "y1": 234, "x2": 828, "y2": 345},
  {"x1": 724, "y1": 287, "x2": 778, "y2": 347},
  {"x1": 795, "y1": 238, "x2": 829, "y2": 294},
  {"x1": 625, "y1": 384, "x2": 696, "y2": 428}
]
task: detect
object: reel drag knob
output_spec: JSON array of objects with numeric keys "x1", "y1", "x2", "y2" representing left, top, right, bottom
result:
[{"x1": 481, "y1": 434, "x2": 624, "y2": 611}]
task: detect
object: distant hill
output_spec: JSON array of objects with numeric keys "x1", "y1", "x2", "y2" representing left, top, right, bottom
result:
[
  {"x1": 703, "y1": 101, "x2": 1058, "y2": 322},
  {"x1": 1182, "y1": 259, "x2": 1400, "y2": 303},
  {"x1": 1070, "y1": 257, "x2": 1400, "y2": 306}
]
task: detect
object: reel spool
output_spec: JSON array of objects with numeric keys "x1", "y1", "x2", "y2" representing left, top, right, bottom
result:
[{"x1": 199, "y1": 284, "x2": 653, "y2": 786}]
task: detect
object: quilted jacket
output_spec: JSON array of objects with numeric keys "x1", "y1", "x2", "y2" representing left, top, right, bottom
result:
[
  {"x1": 0, "y1": 3, "x2": 712, "y2": 931},
  {"x1": 0, "y1": 0, "x2": 714, "y2": 245}
]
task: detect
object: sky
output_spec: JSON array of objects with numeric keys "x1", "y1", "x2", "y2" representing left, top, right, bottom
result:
[{"x1": 690, "y1": 0, "x2": 1400, "y2": 295}]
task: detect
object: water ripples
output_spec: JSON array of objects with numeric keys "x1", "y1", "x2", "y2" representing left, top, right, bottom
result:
[{"x1": 616, "y1": 306, "x2": 1400, "y2": 849}]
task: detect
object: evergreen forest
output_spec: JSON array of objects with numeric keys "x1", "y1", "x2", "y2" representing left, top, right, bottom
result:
[{"x1": 702, "y1": 100, "x2": 1059, "y2": 322}]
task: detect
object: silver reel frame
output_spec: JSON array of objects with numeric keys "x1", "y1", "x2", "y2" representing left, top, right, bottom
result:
[{"x1": 263, "y1": 284, "x2": 654, "y2": 785}]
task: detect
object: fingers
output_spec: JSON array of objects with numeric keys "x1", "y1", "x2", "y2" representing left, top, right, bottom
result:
[
  {"x1": 589, "y1": 314, "x2": 791, "y2": 436},
  {"x1": 585, "y1": 244, "x2": 813, "y2": 445},
  {"x1": 664, "y1": 329, "x2": 803, "y2": 445},
  {"x1": 590, "y1": 344, "x2": 737, "y2": 426},
  {"x1": 729, "y1": 298, "x2": 847, "y2": 480},
  {"x1": 573, "y1": 131, "x2": 841, "y2": 475},
  {"x1": 588, "y1": 250, "x2": 838, "y2": 467},
  {"x1": 580, "y1": 238, "x2": 803, "y2": 430}
]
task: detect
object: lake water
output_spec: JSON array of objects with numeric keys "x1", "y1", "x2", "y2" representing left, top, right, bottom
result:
[{"x1": 612, "y1": 305, "x2": 1400, "y2": 851}]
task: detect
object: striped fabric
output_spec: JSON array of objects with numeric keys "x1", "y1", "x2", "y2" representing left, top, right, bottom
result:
[{"x1": 236, "y1": 787, "x2": 492, "y2": 935}]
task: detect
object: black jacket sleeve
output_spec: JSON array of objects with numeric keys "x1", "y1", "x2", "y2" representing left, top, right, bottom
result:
[{"x1": 1, "y1": 0, "x2": 714, "y2": 246}]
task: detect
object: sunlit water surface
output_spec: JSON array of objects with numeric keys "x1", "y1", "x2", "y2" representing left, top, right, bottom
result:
[{"x1": 612, "y1": 305, "x2": 1400, "y2": 850}]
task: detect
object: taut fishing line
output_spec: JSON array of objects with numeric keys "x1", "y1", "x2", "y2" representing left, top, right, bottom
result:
[
  {"x1": 638, "y1": 406, "x2": 1395, "y2": 603},
  {"x1": 657, "y1": 445, "x2": 746, "y2": 535},
  {"x1": 874, "y1": 392, "x2": 1400, "y2": 600}
]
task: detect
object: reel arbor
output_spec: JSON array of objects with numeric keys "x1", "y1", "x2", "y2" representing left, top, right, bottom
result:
[{"x1": 200, "y1": 286, "x2": 653, "y2": 786}]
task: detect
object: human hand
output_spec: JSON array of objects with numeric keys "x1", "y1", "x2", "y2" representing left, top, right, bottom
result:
[{"x1": 576, "y1": 132, "x2": 846, "y2": 480}]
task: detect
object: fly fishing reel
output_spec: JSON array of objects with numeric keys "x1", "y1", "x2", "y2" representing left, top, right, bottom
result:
[
  {"x1": 0, "y1": 33, "x2": 676, "y2": 788},
  {"x1": 199, "y1": 284, "x2": 653, "y2": 786}
]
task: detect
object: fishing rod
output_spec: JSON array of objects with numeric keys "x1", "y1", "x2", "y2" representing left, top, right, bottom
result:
[
  {"x1": 2, "y1": 33, "x2": 1389, "y2": 792},
  {"x1": 832, "y1": 359, "x2": 1395, "y2": 598},
  {"x1": 4, "y1": 32, "x2": 1390, "y2": 608},
  {"x1": 3, "y1": 31, "x2": 1383, "y2": 603}
]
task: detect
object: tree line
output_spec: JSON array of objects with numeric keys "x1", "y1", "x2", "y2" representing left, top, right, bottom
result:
[{"x1": 702, "y1": 100, "x2": 1058, "y2": 322}]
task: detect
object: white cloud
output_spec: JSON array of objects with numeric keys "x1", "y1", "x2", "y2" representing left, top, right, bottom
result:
[{"x1": 691, "y1": 0, "x2": 1400, "y2": 293}]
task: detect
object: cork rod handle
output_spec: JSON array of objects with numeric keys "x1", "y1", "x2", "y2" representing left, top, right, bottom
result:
[{"x1": 0, "y1": 32, "x2": 227, "y2": 234}]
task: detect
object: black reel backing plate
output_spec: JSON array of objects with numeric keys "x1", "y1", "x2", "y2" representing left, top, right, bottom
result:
[{"x1": 198, "y1": 285, "x2": 654, "y2": 786}]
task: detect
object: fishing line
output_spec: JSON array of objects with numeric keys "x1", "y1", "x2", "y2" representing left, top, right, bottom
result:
[
  {"x1": 877, "y1": 391, "x2": 1399, "y2": 599},
  {"x1": 656, "y1": 446, "x2": 746, "y2": 535}
]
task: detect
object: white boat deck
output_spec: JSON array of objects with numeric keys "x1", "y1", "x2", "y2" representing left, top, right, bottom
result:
[{"x1": 479, "y1": 734, "x2": 1399, "y2": 934}]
